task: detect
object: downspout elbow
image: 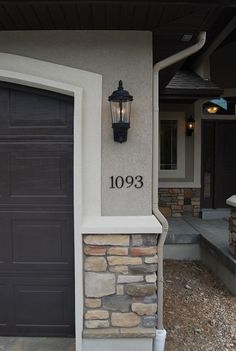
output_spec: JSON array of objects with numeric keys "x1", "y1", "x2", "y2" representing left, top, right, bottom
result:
[{"x1": 154, "y1": 31, "x2": 206, "y2": 73}]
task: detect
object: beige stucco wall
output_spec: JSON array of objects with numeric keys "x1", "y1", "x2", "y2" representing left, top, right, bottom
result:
[{"x1": 0, "y1": 31, "x2": 153, "y2": 215}]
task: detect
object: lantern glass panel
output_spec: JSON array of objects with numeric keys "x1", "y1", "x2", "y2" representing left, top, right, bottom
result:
[{"x1": 110, "y1": 101, "x2": 131, "y2": 124}]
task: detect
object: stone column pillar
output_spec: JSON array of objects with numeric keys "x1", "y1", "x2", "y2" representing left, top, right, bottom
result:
[
  {"x1": 82, "y1": 233, "x2": 158, "y2": 349},
  {"x1": 226, "y1": 196, "x2": 236, "y2": 258}
]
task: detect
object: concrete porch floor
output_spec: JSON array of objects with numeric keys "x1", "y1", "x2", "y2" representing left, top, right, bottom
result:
[
  {"x1": 164, "y1": 215, "x2": 236, "y2": 295},
  {"x1": 0, "y1": 337, "x2": 75, "y2": 351}
]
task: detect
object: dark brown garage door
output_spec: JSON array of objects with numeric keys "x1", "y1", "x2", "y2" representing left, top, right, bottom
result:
[{"x1": 0, "y1": 82, "x2": 75, "y2": 336}]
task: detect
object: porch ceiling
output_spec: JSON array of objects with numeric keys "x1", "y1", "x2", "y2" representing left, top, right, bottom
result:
[{"x1": 0, "y1": 0, "x2": 233, "y2": 89}]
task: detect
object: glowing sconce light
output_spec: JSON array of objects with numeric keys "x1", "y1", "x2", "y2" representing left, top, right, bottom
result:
[
  {"x1": 207, "y1": 105, "x2": 219, "y2": 114},
  {"x1": 186, "y1": 115, "x2": 195, "y2": 136}
]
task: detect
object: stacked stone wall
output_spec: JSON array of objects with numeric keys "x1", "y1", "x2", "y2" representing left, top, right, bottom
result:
[
  {"x1": 159, "y1": 188, "x2": 200, "y2": 217},
  {"x1": 229, "y1": 208, "x2": 236, "y2": 258},
  {"x1": 83, "y1": 234, "x2": 158, "y2": 338}
]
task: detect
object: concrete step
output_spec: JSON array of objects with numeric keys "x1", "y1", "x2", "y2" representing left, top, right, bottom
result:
[
  {"x1": 201, "y1": 208, "x2": 230, "y2": 220},
  {"x1": 200, "y1": 234, "x2": 236, "y2": 295},
  {"x1": 164, "y1": 216, "x2": 236, "y2": 295}
]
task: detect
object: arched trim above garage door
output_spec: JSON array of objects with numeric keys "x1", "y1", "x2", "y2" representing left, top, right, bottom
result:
[{"x1": 0, "y1": 52, "x2": 102, "y2": 351}]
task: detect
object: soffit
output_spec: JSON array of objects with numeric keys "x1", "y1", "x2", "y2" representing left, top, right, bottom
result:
[{"x1": 0, "y1": 0, "x2": 231, "y2": 89}]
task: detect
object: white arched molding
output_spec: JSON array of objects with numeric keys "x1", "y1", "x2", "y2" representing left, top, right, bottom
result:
[{"x1": 0, "y1": 52, "x2": 102, "y2": 351}]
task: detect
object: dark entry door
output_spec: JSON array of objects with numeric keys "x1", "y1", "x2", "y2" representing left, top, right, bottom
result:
[
  {"x1": 201, "y1": 120, "x2": 236, "y2": 208},
  {"x1": 0, "y1": 82, "x2": 75, "y2": 336},
  {"x1": 215, "y1": 121, "x2": 236, "y2": 207}
]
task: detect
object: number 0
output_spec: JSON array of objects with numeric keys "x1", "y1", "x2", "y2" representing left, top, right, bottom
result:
[{"x1": 115, "y1": 176, "x2": 124, "y2": 189}]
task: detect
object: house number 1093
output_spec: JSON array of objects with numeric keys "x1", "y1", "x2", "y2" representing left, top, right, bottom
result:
[{"x1": 110, "y1": 176, "x2": 144, "y2": 189}]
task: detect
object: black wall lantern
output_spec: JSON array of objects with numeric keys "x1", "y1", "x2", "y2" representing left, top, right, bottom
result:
[
  {"x1": 108, "y1": 80, "x2": 133, "y2": 143},
  {"x1": 186, "y1": 115, "x2": 195, "y2": 136}
]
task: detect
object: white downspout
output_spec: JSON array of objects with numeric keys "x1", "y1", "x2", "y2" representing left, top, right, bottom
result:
[{"x1": 153, "y1": 31, "x2": 206, "y2": 351}]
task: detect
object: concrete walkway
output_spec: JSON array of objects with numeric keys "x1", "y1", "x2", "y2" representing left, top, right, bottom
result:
[{"x1": 0, "y1": 337, "x2": 75, "y2": 351}]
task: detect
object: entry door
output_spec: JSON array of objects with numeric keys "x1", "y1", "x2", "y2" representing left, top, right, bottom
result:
[
  {"x1": 0, "y1": 82, "x2": 75, "y2": 336},
  {"x1": 215, "y1": 121, "x2": 236, "y2": 207},
  {"x1": 201, "y1": 120, "x2": 236, "y2": 208}
]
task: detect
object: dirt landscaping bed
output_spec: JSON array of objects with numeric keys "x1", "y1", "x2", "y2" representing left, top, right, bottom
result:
[{"x1": 164, "y1": 260, "x2": 236, "y2": 351}]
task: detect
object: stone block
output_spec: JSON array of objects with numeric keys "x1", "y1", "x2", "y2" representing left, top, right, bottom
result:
[
  {"x1": 143, "y1": 295, "x2": 157, "y2": 303},
  {"x1": 144, "y1": 255, "x2": 158, "y2": 264},
  {"x1": 116, "y1": 285, "x2": 124, "y2": 295},
  {"x1": 159, "y1": 188, "x2": 169, "y2": 193},
  {"x1": 143, "y1": 316, "x2": 157, "y2": 327},
  {"x1": 85, "y1": 320, "x2": 110, "y2": 329},
  {"x1": 143, "y1": 235, "x2": 157, "y2": 246},
  {"x1": 169, "y1": 189, "x2": 180, "y2": 194},
  {"x1": 85, "y1": 298, "x2": 101, "y2": 308},
  {"x1": 119, "y1": 327, "x2": 155, "y2": 337},
  {"x1": 191, "y1": 201, "x2": 200, "y2": 206},
  {"x1": 85, "y1": 273, "x2": 116, "y2": 297},
  {"x1": 130, "y1": 247, "x2": 157, "y2": 256},
  {"x1": 159, "y1": 207, "x2": 172, "y2": 217},
  {"x1": 145, "y1": 273, "x2": 157, "y2": 283},
  {"x1": 172, "y1": 213, "x2": 182, "y2": 218},
  {"x1": 117, "y1": 275, "x2": 144, "y2": 283},
  {"x1": 111, "y1": 312, "x2": 140, "y2": 327},
  {"x1": 126, "y1": 284, "x2": 156, "y2": 297},
  {"x1": 131, "y1": 234, "x2": 143, "y2": 246},
  {"x1": 107, "y1": 256, "x2": 142, "y2": 266},
  {"x1": 85, "y1": 310, "x2": 109, "y2": 320},
  {"x1": 231, "y1": 210, "x2": 236, "y2": 218},
  {"x1": 84, "y1": 246, "x2": 106, "y2": 256},
  {"x1": 231, "y1": 232, "x2": 236, "y2": 240},
  {"x1": 129, "y1": 264, "x2": 157, "y2": 274},
  {"x1": 103, "y1": 295, "x2": 131, "y2": 312},
  {"x1": 171, "y1": 205, "x2": 182, "y2": 210},
  {"x1": 84, "y1": 235, "x2": 129, "y2": 246},
  {"x1": 109, "y1": 265, "x2": 129, "y2": 274},
  {"x1": 83, "y1": 328, "x2": 120, "y2": 338},
  {"x1": 84, "y1": 257, "x2": 107, "y2": 272},
  {"x1": 107, "y1": 247, "x2": 128, "y2": 255},
  {"x1": 131, "y1": 303, "x2": 157, "y2": 316}
]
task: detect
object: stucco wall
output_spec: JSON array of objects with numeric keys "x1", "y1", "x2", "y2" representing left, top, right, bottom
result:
[{"x1": 0, "y1": 30, "x2": 153, "y2": 216}]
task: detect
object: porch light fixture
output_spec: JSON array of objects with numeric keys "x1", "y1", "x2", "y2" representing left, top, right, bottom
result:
[
  {"x1": 186, "y1": 115, "x2": 195, "y2": 136},
  {"x1": 207, "y1": 105, "x2": 219, "y2": 114},
  {"x1": 108, "y1": 80, "x2": 133, "y2": 143}
]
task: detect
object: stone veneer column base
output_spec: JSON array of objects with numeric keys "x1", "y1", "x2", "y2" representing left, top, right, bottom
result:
[
  {"x1": 159, "y1": 188, "x2": 201, "y2": 217},
  {"x1": 83, "y1": 338, "x2": 153, "y2": 351},
  {"x1": 229, "y1": 207, "x2": 236, "y2": 258},
  {"x1": 83, "y1": 234, "x2": 158, "y2": 339}
]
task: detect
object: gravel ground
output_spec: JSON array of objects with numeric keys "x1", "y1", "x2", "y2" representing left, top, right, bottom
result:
[{"x1": 164, "y1": 260, "x2": 236, "y2": 351}]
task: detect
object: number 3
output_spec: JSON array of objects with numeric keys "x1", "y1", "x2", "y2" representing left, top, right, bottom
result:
[{"x1": 134, "y1": 175, "x2": 143, "y2": 188}]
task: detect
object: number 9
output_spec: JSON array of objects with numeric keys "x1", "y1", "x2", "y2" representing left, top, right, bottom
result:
[{"x1": 125, "y1": 176, "x2": 134, "y2": 188}]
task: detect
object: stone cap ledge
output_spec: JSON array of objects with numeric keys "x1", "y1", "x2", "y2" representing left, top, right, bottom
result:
[
  {"x1": 226, "y1": 195, "x2": 236, "y2": 208},
  {"x1": 83, "y1": 327, "x2": 156, "y2": 339},
  {"x1": 81, "y1": 215, "x2": 162, "y2": 234}
]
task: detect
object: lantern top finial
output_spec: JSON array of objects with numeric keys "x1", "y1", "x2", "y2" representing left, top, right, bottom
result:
[
  {"x1": 118, "y1": 80, "x2": 123, "y2": 90},
  {"x1": 108, "y1": 80, "x2": 133, "y2": 102}
]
